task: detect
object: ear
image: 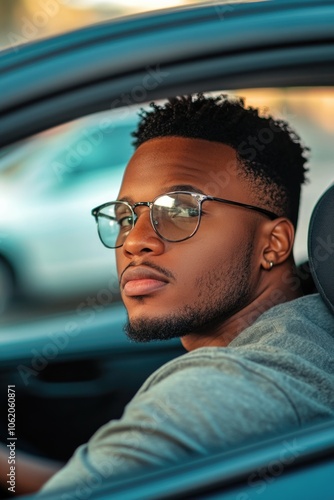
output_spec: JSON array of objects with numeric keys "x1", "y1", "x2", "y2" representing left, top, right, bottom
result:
[{"x1": 260, "y1": 218, "x2": 295, "y2": 271}]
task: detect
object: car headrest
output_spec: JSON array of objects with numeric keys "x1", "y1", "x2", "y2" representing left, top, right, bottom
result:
[{"x1": 308, "y1": 183, "x2": 334, "y2": 315}]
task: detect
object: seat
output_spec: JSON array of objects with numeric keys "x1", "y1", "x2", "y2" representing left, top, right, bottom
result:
[{"x1": 308, "y1": 183, "x2": 334, "y2": 314}]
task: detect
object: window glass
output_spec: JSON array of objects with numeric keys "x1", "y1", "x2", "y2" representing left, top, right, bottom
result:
[{"x1": 0, "y1": 89, "x2": 333, "y2": 324}]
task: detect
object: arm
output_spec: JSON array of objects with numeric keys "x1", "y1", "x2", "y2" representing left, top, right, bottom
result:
[
  {"x1": 41, "y1": 351, "x2": 300, "y2": 493},
  {"x1": 0, "y1": 442, "x2": 63, "y2": 495}
]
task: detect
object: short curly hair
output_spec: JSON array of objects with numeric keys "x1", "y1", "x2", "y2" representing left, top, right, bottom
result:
[{"x1": 132, "y1": 94, "x2": 309, "y2": 228}]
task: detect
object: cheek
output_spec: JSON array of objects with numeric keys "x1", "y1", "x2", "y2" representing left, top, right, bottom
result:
[
  {"x1": 176, "y1": 229, "x2": 253, "y2": 285},
  {"x1": 174, "y1": 240, "x2": 223, "y2": 287}
]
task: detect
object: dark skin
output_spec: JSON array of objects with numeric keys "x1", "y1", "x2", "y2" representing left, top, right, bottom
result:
[
  {"x1": 2, "y1": 136, "x2": 303, "y2": 494},
  {"x1": 117, "y1": 136, "x2": 303, "y2": 350}
]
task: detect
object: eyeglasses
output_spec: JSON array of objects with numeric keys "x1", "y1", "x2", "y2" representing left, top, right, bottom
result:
[{"x1": 91, "y1": 191, "x2": 279, "y2": 249}]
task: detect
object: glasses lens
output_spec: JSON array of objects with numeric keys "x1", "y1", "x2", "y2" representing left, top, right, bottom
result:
[
  {"x1": 97, "y1": 202, "x2": 134, "y2": 248},
  {"x1": 152, "y1": 193, "x2": 200, "y2": 242}
]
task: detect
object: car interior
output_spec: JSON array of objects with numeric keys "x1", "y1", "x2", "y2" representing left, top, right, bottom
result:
[
  {"x1": 0, "y1": 90, "x2": 333, "y2": 500},
  {"x1": 0, "y1": 1, "x2": 334, "y2": 498},
  {"x1": 308, "y1": 184, "x2": 334, "y2": 315},
  {"x1": 2, "y1": 179, "x2": 333, "y2": 500}
]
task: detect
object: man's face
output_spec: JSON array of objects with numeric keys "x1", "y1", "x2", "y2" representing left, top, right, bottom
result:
[{"x1": 116, "y1": 136, "x2": 264, "y2": 347}]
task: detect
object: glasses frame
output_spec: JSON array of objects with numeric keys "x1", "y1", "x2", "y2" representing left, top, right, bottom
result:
[{"x1": 91, "y1": 191, "x2": 279, "y2": 248}]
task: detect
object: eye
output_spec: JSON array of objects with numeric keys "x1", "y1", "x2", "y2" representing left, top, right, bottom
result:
[
  {"x1": 186, "y1": 207, "x2": 200, "y2": 217},
  {"x1": 170, "y1": 206, "x2": 199, "y2": 218},
  {"x1": 118, "y1": 215, "x2": 134, "y2": 228}
]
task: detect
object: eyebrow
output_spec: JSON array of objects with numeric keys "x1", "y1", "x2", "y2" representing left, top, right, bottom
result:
[
  {"x1": 118, "y1": 184, "x2": 206, "y2": 203},
  {"x1": 167, "y1": 184, "x2": 206, "y2": 194}
]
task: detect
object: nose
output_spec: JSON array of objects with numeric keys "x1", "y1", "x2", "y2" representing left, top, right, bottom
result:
[{"x1": 122, "y1": 208, "x2": 165, "y2": 257}]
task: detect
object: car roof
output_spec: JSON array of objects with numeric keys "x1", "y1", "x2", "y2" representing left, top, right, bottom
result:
[{"x1": 1, "y1": 0, "x2": 334, "y2": 147}]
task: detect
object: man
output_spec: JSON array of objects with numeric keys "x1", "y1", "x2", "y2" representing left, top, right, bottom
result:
[{"x1": 10, "y1": 94, "x2": 334, "y2": 493}]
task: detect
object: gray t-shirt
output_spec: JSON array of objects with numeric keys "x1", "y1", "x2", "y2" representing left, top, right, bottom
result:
[{"x1": 42, "y1": 294, "x2": 334, "y2": 493}]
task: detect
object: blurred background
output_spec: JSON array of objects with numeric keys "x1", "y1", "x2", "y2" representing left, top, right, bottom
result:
[
  {"x1": 0, "y1": 0, "x2": 333, "y2": 325},
  {"x1": 0, "y1": 0, "x2": 224, "y2": 50}
]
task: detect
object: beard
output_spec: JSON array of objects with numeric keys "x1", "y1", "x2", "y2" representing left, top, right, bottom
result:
[{"x1": 124, "y1": 242, "x2": 254, "y2": 343}]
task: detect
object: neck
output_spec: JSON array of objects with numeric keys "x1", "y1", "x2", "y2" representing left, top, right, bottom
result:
[{"x1": 181, "y1": 262, "x2": 303, "y2": 351}]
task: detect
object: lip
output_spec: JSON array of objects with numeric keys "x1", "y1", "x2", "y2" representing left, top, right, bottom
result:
[{"x1": 121, "y1": 266, "x2": 170, "y2": 297}]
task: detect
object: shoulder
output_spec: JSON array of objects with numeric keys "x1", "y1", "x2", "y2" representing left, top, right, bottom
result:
[
  {"x1": 141, "y1": 295, "x2": 334, "y2": 387},
  {"x1": 137, "y1": 294, "x2": 334, "y2": 386},
  {"x1": 254, "y1": 293, "x2": 334, "y2": 334},
  {"x1": 136, "y1": 294, "x2": 334, "y2": 423},
  {"x1": 231, "y1": 294, "x2": 334, "y2": 356}
]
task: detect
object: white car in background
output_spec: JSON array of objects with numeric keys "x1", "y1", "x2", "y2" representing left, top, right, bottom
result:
[{"x1": 0, "y1": 108, "x2": 139, "y2": 313}]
